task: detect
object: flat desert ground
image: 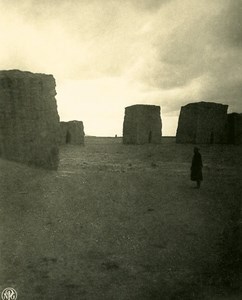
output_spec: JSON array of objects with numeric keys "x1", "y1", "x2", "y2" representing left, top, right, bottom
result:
[{"x1": 0, "y1": 137, "x2": 241, "y2": 299}]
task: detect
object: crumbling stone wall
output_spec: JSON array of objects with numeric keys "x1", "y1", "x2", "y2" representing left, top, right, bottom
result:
[
  {"x1": 227, "y1": 113, "x2": 242, "y2": 145},
  {"x1": 176, "y1": 102, "x2": 228, "y2": 144},
  {"x1": 123, "y1": 104, "x2": 162, "y2": 144},
  {"x1": 60, "y1": 121, "x2": 85, "y2": 145},
  {"x1": 0, "y1": 70, "x2": 60, "y2": 169}
]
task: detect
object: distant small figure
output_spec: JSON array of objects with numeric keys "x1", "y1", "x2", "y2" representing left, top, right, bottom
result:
[
  {"x1": 115, "y1": 134, "x2": 117, "y2": 138},
  {"x1": 191, "y1": 147, "x2": 203, "y2": 188}
]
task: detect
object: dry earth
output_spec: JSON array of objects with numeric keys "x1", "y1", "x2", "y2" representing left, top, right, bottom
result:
[{"x1": 0, "y1": 137, "x2": 241, "y2": 299}]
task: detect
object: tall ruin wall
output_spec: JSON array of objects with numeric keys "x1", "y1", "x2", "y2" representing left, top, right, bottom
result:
[
  {"x1": 0, "y1": 70, "x2": 60, "y2": 169},
  {"x1": 123, "y1": 104, "x2": 162, "y2": 144},
  {"x1": 176, "y1": 102, "x2": 228, "y2": 144},
  {"x1": 227, "y1": 113, "x2": 242, "y2": 145},
  {"x1": 60, "y1": 121, "x2": 85, "y2": 145}
]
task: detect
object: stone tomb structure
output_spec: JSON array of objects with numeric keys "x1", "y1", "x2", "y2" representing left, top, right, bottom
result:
[
  {"x1": 0, "y1": 70, "x2": 60, "y2": 169},
  {"x1": 60, "y1": 121, "x2": 85, "y2": 145},
  {"x1": 176, "y1": 102, "x2": 228, "y2": 144},
  {"x1": 123, "y1": 104, "x2": 162, "y2": 144},
  {"x1": 227, "y1": 113, "x2": 242, "y2": 145}
]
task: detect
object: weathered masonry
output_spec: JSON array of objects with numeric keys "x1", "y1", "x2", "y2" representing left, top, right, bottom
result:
[
  {"x1": 176, "y1": 102, "x2": 228, "y2": 144},
  {"x1": 60, "y1": 121, "x2": 85, "y2": 145},
  {"x1": 123, "y1": 104, "x2": 162, "y2": 144},
  {"x1": 227, "y1": 113, "x2": 242, "y2": 145},
  {"x1": 0, "y1": 70, "x2": 60, "y2": 169}
]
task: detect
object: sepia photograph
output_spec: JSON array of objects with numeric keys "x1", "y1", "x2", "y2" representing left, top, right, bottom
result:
[{"x1": 0, "y1": 0, "x2": 241, "y2": 299}]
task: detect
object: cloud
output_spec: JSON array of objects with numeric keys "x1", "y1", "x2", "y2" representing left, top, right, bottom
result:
[
  {"x1": 126, "y1": 0, "x2": 173, "y2": 11},
  {"x1": 0, "y1": 0, "x2": 157, "y2": 78},
  {"x1": 127, "y1": 0, "x2": 242, "y2": 114},
  {"x1": 0, "y1": 0, "x2": 241, "y2": 135},
  {"x1": 215, "y1": 0, "x2": 242, "y2": 48}
]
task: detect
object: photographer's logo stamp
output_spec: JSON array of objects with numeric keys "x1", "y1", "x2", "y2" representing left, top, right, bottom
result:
[{"x1": 1, "y1": 288, "x2": 17, "y2": 300}]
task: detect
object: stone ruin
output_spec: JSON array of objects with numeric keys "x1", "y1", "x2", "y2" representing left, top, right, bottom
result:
[
  {"x1": 227, "y1": 113, "x2": 242, "y2": 145},
  {"x1": 123, "y1": 104, "x2": 162, "y2": 144},
  {"x1": 176, "y1": 102, "x2": 228, "y2": 144},
  {"x1": 0, "y1": 70, "x2": 60, "y2": 169},
  {"x1": 60, "y1": 121, "x2": 85, "y2": 145}
]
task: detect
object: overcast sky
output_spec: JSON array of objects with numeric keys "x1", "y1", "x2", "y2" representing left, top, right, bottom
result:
[{"x1": 1, "y1": 0, "x2": 242, "y2": 136}]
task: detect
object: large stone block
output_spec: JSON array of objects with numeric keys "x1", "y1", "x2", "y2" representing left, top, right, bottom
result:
[
  {"x1": 0, "y1": 70, "x2": 60, "y2": 169},
  {"x1": 60, "y1": 121, "x2": 85, "y2": 145},
  {"x1": 123, "y1": 104, "x2": 162, "y2": 144},
  {"x1": 176, "y1": 102, "x2": 228, "y2": 144}
]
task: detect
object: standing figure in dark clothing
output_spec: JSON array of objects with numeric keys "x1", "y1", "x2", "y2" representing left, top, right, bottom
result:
[{"x1": 191, "y1": 147, "x2": 203, "y2": 188}]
